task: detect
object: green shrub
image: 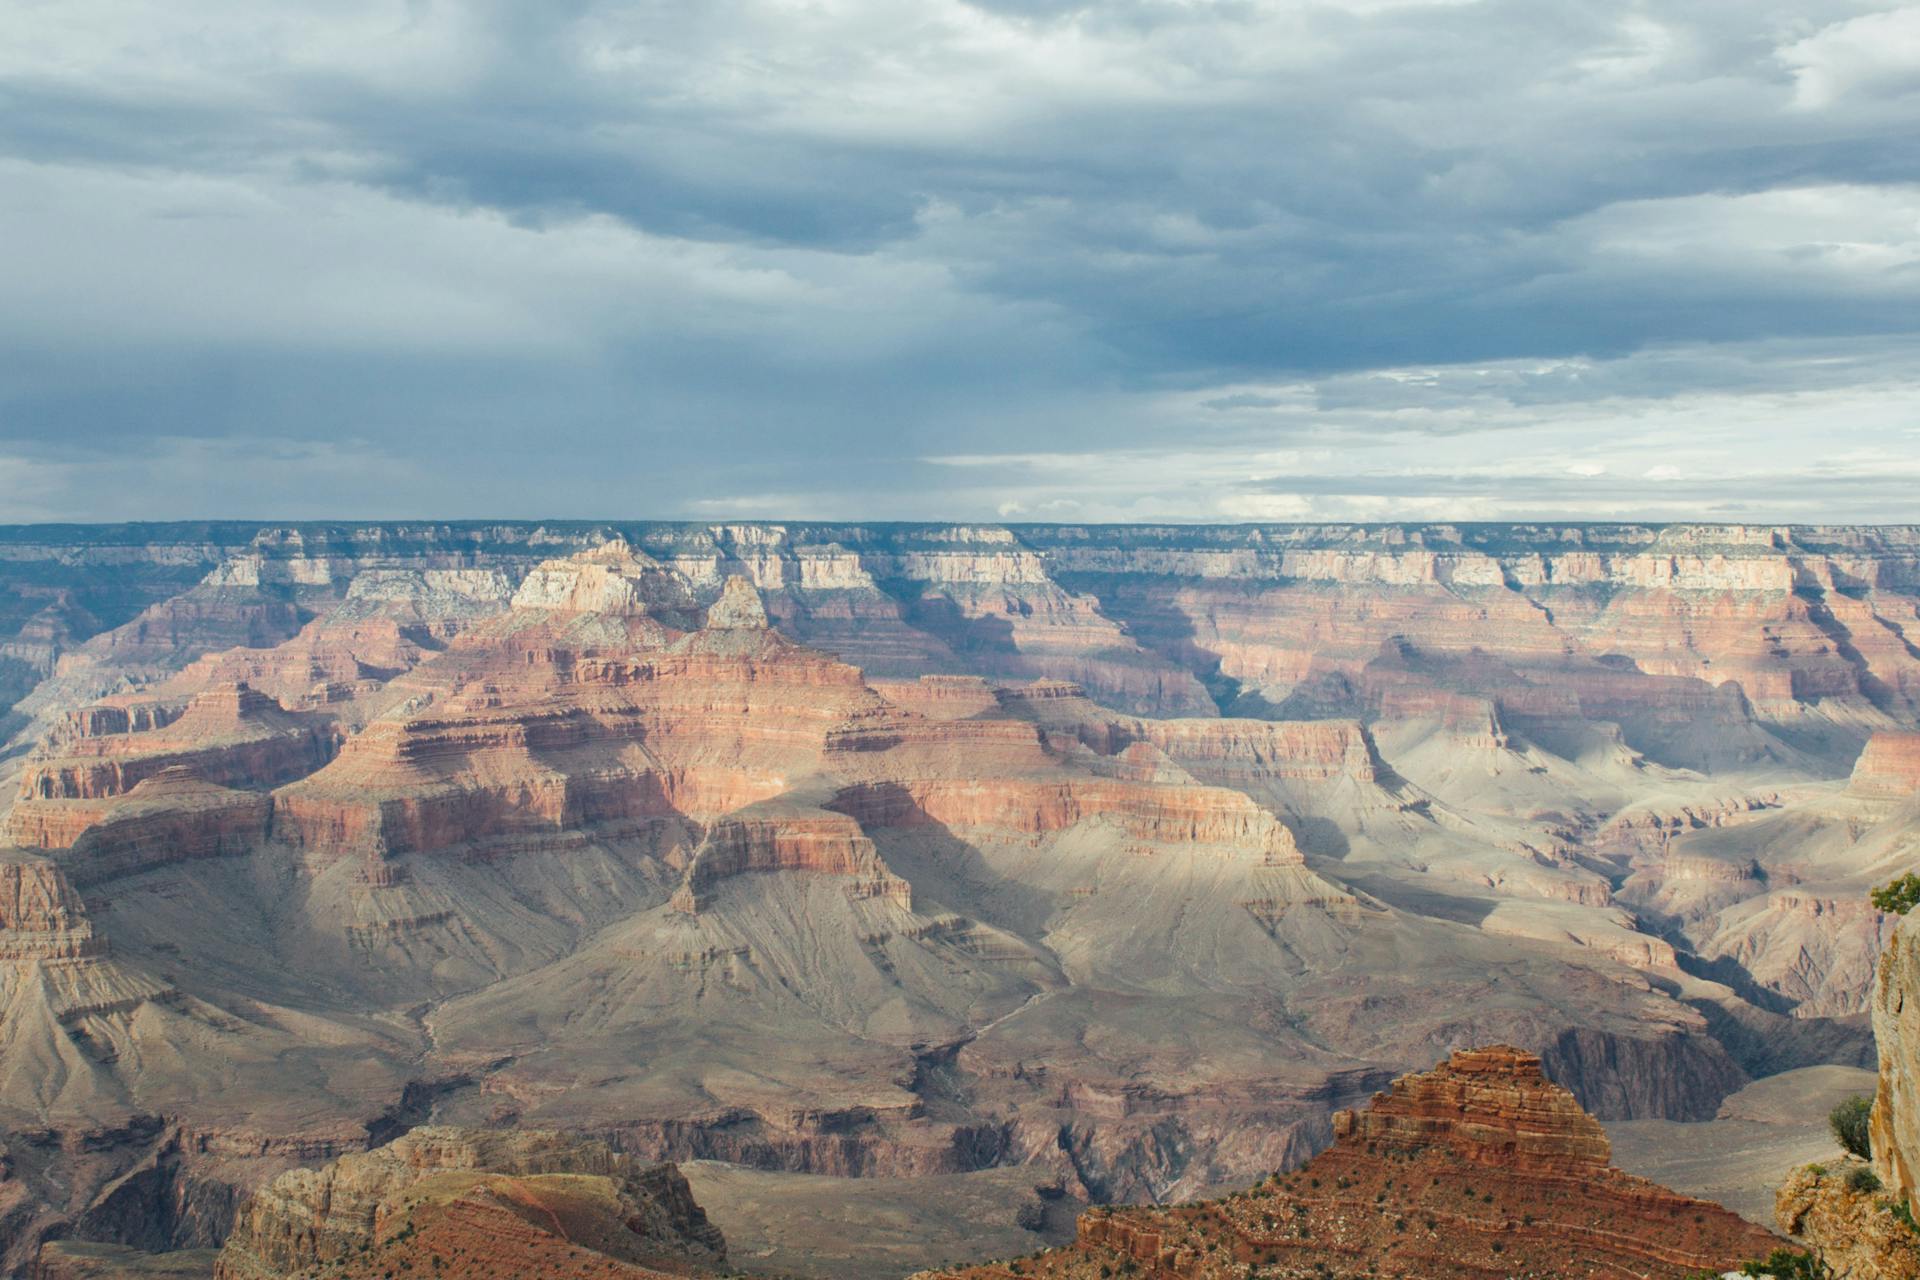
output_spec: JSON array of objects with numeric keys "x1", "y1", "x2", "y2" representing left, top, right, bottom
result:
[
  {"x1": 1831, "y1": 1096, "x2": 1874, "y2": 1160},
  {"x1": 1739, "y1": 1248, "x2": 1833, "y2": 1278},
  {"x1": 1872, "y1": 873, "x2": 1920, "y2": 915},
  {"x1": 1848, "y1": 1165, "x2": 1883, "y2": 1194}
]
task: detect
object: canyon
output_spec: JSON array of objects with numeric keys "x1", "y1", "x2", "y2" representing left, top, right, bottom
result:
[{"x1": 0, "y1": 520, "x2": 1917, "y2": 1276}]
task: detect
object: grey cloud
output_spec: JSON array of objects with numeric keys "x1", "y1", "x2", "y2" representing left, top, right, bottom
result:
[{"x1": 1, "y1": 0, "x2": 1918, "y2": 519}]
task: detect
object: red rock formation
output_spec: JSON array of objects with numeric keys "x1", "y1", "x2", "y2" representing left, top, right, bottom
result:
[
  {"x1": 272, "y1": 611, "x2": 882, "y2": 858},
  {"x1": 872, "y1": 675, "x2": 1004, "y2": 721},
  {"x1": 271, "y1": 558, "x2": 1303, "y2": 880},
  {"x1": 66, "y1": 777, "x2": 269, "y2": 888},
  {"x1": 832, "y1": 775, "x2": 1304, "y2": 866},
  {"x1": 922, "y1": 1047, "x2": 1781, "y2": 1280},
  {"x1": 6, "y1": 686, "x2": 333, "y2": 849},
  {"x1": 670, "y1": 806, "x2": 912, "y2": 913},
  {"x1": 0, "y1": 852, "x2": 103, "y2": 960},
  {"x1": 156, "y1": 615, "x2": 437, "y2": 718}
]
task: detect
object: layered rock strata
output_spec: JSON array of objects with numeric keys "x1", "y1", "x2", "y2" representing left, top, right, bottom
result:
[
  {"x1": 1854, "y1": 731, "x2": 1920, "y2": 799},
  {"x1": 7, "y1": 686, "x2": 332, "y2": 849}
]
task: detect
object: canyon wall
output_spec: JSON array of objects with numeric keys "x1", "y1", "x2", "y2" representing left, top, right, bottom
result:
[{"x1": 1, "y1": 523, "x2": 1914, "y2": 1276}]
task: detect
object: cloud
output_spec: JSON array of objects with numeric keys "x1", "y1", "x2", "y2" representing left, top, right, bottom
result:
[
  {"x1": 1780, "y1": 7, "x2": 1920, "y2": 109},
  {"x1": 0, "y1": 1, "x2": 1918, "y2": 520}
]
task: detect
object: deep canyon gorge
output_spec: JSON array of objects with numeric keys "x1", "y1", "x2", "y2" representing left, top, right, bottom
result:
[{"x1": 2, "y1": 520, "x2": 1919, "y2": 1277}]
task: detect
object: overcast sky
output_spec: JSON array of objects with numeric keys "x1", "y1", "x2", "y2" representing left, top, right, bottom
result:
[{"x1": 4, "y1": 1, "x2": 1919, "y2": 523}]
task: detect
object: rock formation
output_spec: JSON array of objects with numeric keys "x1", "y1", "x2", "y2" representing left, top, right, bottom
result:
[
  {"x1": 919, "y1": 1046, "x2": 1781, "y2": 1280},
  {"x1": 6, "y1": 685, "x2": 333, "y2": 850},
  {"x1": 1874, "y1": 910, "x2": 1920, "y2": 1213},
  {"x1": 1776, "y1": 1161, "x2": 1920, "y2": 1280},
  {"x1": 212, "y1": 1127, "x2": 724, "y2": 1280},
  {"x1": 1854, "y1": 731, "x2": 1920, "y2": 799}
]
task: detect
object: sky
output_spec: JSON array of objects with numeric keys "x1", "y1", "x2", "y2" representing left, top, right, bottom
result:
[{"x1": 3, "y1": 0, "x2": 1919, "y2": 524}]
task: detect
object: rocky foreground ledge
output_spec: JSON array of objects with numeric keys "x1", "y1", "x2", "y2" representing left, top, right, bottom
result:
[
  {"x1": 209, "y1": 1127, "x2": 725, "y2": 1280},
  {"x1": 917, "y1": 1045, "x2": 1782, "y2": 1280}
]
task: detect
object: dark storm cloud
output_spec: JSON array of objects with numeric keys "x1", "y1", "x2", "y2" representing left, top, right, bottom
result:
[{"x1": 1, "y1": 0, "x2": 1918, "y2": 520}]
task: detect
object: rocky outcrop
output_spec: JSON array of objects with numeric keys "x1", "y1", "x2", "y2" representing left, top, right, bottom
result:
[
  {"x1": 510, "y1": 540, "x2": 699, "y2": 621},
  {"x1": 7, "y1": 686, "x2": 333, "y2": 849},
  {"x1": 704, "y1": 574, "x2": 769, "y2": 630},
  {"x1": 1776, "y1": 1161, "x2": 1920, "y2": 1280},
  {"x1": 50, "y1": 770, "x2": 271, "y2": 888},
  {"x1": 1855, "y1": 731, "x2": 1920, "y2": 798},
  {"x1": 921, "y1": 1046, "x2": 1781, "y2": 1280},
  {"x1": 669, "y1": 807, "x2": 912, "y2": 913},
  {"x1": 0, "y1": 851, "x2": 103, "y2": 960},
  {"x1": 1332, "y1": 1045, "x2": 1614, "y2": 1169},
  {"x1": 213, "y1": 1127, "x2": 724, "y2": 1280}
]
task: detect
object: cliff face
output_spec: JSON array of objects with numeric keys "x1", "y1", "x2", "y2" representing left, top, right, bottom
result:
[
  {"x1": 1854, "y1": 731, "x2": 1920, "y2": 799},
  {"x1": 6, "y1": 686, "x2": 334, "y2": 850},
  {"x1": 0, "y1": 851, "x2": 100, "y2": 959},
  {"x1": 1874, "y1": 911, "x2": 1920, "y2": 1211},
  {"x1": 920, "y1": 1046, "x2": 1781, "y2": 1280}
]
